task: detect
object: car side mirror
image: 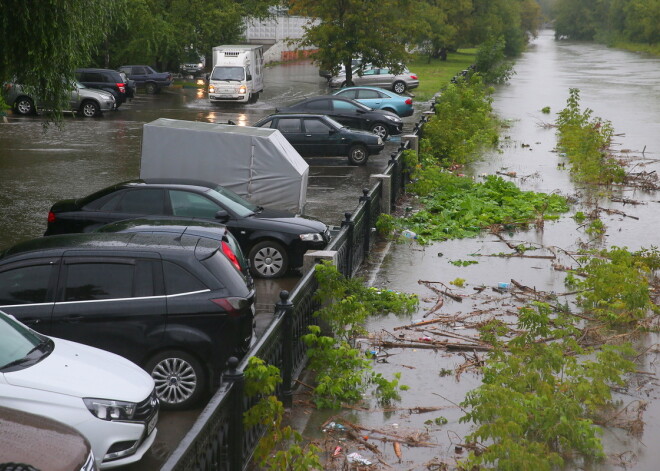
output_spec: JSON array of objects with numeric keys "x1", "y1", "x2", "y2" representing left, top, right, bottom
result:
[
  {"x1": 246, "y1": 73, "x2": 252, "y2": 81},
  {"x1": 215, "y1": 210, "x2": 229, "y2": 221}
]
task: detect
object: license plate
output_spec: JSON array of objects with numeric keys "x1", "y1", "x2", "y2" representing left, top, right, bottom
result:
[
  {"x1": 219, "y1": 95, "x2": 233, "y2": 98},
  {"x1": 147, "y1": 411, "x2": 158, "y2": 435}
]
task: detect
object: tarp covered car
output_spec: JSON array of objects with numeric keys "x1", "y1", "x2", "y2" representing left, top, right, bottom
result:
[{"x1": 140, "y1": 118, "x2": 309, "y2": 214}]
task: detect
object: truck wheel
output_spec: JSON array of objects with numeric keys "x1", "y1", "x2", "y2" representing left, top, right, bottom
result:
[
  {"x1": 145, "y1": 82, "x2": 157, "y2": 94},
  {"x1": 348, "y1": 144, "x2": 368, "y2": 165},
  {"x1": 146, "y1": 350, "x2": 207, "y2": 410},
  {"x1": 249, "y1": 241, "x2": 288, "y2": 278}
]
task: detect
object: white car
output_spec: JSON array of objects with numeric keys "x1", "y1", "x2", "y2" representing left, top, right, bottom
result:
[{"x1": 0, "y1": 310, "x2": 159, "y2": 469}]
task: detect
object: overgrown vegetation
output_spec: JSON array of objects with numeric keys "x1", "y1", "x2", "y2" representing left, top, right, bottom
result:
[
  {"x1": 421, "y1": 74, "x2": 499, "y2": 165},
  {"x1": 474, "y1": 35, "x2": 515, "y2": 84},
  {"x1": 302, "y1": 262, "x2": 418, "y2": 408},
  {"x1": 460, "y1": 302, "x2": 636, "y2": 470},
  {"x1": 244, "y1": 357, "x2": 323, "y2": 470},
  {"x1": 386, "y1": 170, "x2": 569, "y2": 242},
  {"x1": 555, "y1": 88, "x2": 626, "y2": 185}
]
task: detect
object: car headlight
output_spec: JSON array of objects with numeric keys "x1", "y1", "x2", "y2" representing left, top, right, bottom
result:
[
  {"x1": 84, "y1": 397, "x2": 137, "y2": 421},
  {"x1": 239, "y1": 85, "x2": 247, "y2": 94},
  {"x1": 299, "y1": 233, "x2": 324, "y2": 242},
  {"x1": 209, "y1": 85, "x2": 215, "y2": 93},
  {"x1": 377, "y1": 137, "x2": 383, "y2": 145},
  {"x1": 385, "y1": 115, "x2": 401, "y2": 122}
]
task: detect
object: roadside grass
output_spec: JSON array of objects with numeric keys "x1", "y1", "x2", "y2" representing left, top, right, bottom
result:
[{"x1": 408, "y1": 50, "x2": 477, "y2": 101}]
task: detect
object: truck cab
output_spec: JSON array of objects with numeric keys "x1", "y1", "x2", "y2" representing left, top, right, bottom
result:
[{"x1": 208, "y1": 45, "x2": 264, "y2": 104}]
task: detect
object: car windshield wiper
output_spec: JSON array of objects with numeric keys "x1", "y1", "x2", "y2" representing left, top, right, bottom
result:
[{"x1": 0, "y1": 338, "x2": 53, "y2": 371}]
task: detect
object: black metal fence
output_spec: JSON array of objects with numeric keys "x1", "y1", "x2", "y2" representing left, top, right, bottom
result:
[{"x1": 161, "y1": 120, "x2": 427, "y2": 471}]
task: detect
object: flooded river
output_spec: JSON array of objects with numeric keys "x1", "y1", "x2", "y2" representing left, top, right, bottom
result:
[{"x1": 328, "y1": 30, "x2": 660, "y2": 470}]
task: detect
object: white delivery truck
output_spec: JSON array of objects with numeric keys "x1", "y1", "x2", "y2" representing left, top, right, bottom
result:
[{"x1": 208, "y1": 45, "x2": 264, "y2": 104}]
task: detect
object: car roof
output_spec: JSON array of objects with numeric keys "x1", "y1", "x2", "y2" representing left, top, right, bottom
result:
[
  {"x1": 97, "y1": 216, "x2": 229, "y2": 236},
  {"x1": 0, "y1": 232, "x2": 220, "y2": 261},
  {"x1": 117, "y1": 178, "x2": 219, "y2": 190},
  {"x1": 335, "y1": 86, "x2": 395, "y2": 95}
]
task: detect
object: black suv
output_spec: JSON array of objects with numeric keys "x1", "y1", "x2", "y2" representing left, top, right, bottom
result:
[
  {"x1": 0, "y1": 231, "x2": 255, "y2": 409},
  {"x1": 75, "y1": 68, "x2": 128, "y2": 108},
  {"x1": 44, "y1": 179, "x2": 330, "y2": 279}
]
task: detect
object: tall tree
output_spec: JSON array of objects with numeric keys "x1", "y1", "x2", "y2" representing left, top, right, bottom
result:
[
  {"x1": 286, "y1": 0, "x2": 416, "y2": 86},
  {"x1": 0, "y1": 0, "x2": 124, "y2": 119}
]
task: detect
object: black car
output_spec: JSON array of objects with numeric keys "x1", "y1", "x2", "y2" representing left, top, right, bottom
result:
[
  {"x1": 252, "y1": 113, "x2": 384, "y2": 165},
  {"x1": 44, "y1": 179, "x2": 330, "y2": 279},
  {"x1": 0, "y1": 231, "x2": 255, "y2": 409},
  {"x1": 96, "y1": 216, "x2": 254, "y2": 290},
  {"x1": 117, "y1": 65, "x2": 173, "y2": 94},
  {"x1": 75, "y1": 68, "x2": 128, "y2": 108},
  {"x1": 276, "y1": 95, "x2": 403, "y2": 140}
]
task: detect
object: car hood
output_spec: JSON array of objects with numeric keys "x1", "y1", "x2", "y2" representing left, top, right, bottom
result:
[
  {"x1": 4, "y1": 337, "x2": 154, "y2": 402},
  {"x1": 253, "y1": 208, "x2": 327, "y2": 233}
]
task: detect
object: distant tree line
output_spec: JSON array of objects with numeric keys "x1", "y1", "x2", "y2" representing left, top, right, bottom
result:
[{"x1": 551, "y1": 0, "x2": 659, "y2": 44}]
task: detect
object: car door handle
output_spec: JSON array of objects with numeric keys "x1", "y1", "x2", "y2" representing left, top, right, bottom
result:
[
  {"x1": 64, "y1": 315, "x2": 84, "y2": 322},
  {"x1": 22, "y1": 318, "x2": 40, "y2": 325},
  {"x1": 306, "y1": 134, "x2": 312, "y2": 137}
]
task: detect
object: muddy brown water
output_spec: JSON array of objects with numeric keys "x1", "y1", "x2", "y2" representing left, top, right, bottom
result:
[{"x1": 306, "y1": 30, "x2": 660, "y2": 470}]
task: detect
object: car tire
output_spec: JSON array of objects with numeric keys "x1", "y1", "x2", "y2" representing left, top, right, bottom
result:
[
  {"x1": 145, "y1": 82, "x2": 157, "y2": 94},
  {"x1": 348, "y1": 144, "x2": 369, "y2": 166},
  {"x1": 14, "y1": 97, "x2": 35, "y2": 115},
  {"x1": 370, "y1": 122, "x2": 389, "y2": 140},
  {"x1": 146, "y1": 350, "x2": 207, "y2": 410},
  {"x1": 249, "y1": 240, "x2": 289, "y2": 279},
  {"x1": 78, "y1": 100, "x2": 100, "y2": 118},
  {"x1": 393, "y1": 81, "x2": 407, "y2": 94}
]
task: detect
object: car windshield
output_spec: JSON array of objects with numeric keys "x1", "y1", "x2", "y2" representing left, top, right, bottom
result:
[
  {"x1": 0, "y1": 311, "x2": 52, "y2": 371},
  {"x1": 207, "y1": 185, "x2": 259, "y2": 217},
  {"x1": 211, "y1": 66, "x2": 245, "y2": 81},
  {"x1": 75, "y1": 81, "x2": 86, "y2": 89}
]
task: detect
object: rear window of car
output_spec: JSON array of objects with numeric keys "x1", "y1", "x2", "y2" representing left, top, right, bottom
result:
[
  {"x1": 277, "y1": 118, "x2": 302, "y2": 133},
  {"x1": 163, "y1": 261, "x2": 206, "y2": 294}
]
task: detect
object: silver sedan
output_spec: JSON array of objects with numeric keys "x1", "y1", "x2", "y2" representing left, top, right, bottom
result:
[{"x1": 329, "y1": 66, "x2": 419, "y2": 94}]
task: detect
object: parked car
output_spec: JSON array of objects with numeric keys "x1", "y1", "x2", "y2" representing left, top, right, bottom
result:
[
  {"x1": 2, "y1": 82, "x2": 115, "y2": 117},
  {"x1": 43, "y1": 179, "x2": 330, "y2": 279},
  {"x1": 95, "y1": 216, "x2": 254, "y2": 290},
  {"x1": 0, "y1": 405, "x2": 97, "y2": 471},
  {"x1": 253, "y1": 113, "x2": 384, "y2": 165},
  {"x1": 332, "y1": 86, "x2": 414, "y2": 117},
  {"x1": 118, "y1": 70, "x2": 136, "y2": 99},
  {"x1": 277, "y1": 95, "x2": 403, "y2": 140},
  {"x1": 117, "y1": 65, "x2": 173, "y2": 94},
  {"x1": 319, "y1": 57, "x2": 363, "y2": 80},
  {"x1": 0, "y1": 310, "x2": 158, "y2": 469},
  {"x1": 0, "y1": 231, "x2": 255, "y2": 409},
  {"x1": 329, "y1": 66, "x2": 419, "y2": 94},
  {"x1": 75, "y1": 68, "x2": 128, "y2": 108}
]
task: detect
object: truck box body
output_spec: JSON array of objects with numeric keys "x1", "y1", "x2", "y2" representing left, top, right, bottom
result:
[
  {"x1": 139, "y1": 118, "x2": 309, "y2": 214},
  {"x1": 208, "y1": 45, "x2": 264, "y2": 104}
]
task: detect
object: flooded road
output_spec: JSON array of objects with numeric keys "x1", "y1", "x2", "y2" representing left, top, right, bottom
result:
[{"x1": 327, "y1": 30, "x2": 660, "y2": 470}]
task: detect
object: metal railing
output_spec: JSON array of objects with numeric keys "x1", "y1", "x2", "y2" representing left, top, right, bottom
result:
[{"x1": 161, "y1": 121, "x2": 429, "y2": 471}]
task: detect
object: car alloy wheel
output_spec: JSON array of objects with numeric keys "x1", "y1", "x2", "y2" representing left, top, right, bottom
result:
[
  {"x1": 147, "y1": 350, "x2": 206, "y2": 409},
  {"x1": 393, "y1": 81, "x2": 407, "y2": 94},
  {"x1": 370, "y1": 123, "x2": 389, "y2": 140},
  {"x1": 249, "y1": 241, "x2": 288, "y2": 278},
  {"x1": 79, "y1": 101, "x2": 99, "y2": 118},
  {"x1": 15, "y1": 97, "x2": 34, "y2": 115}
]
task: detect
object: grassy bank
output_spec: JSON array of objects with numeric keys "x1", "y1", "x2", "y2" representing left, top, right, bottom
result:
[
  {"x1": 611, "y1": 40, "x2": 660, "y2": 56},
  {"x1": 408, "y1": 50, "x2": 477, "y2": 101}
]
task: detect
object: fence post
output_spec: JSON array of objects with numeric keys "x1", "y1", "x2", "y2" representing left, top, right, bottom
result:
[
  {"x1": 389, "y1": 152, "x2": 400, "y2": 207},
  {"x1": 341, "y1": 212, "x2": 354, "y2": 277},
  {"x1": 224, "y1": 357, "x2": 244, "y2": 471},
  {"x1": 359, "y1": 188, "x2": 371, "y2": 255},
  {"x1": 398, "y1": 142, "x2": 408, "y2": 194},
  {"x1": 277, "y1": 290, "x2": 294, "y2": 408}
]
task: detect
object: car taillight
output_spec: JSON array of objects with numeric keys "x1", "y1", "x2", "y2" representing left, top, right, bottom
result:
[
  {"x1": 405, "y1": 98, "x2": 413, "y2": 105},
  {"x1": 117, "y1": 83, "x2": 126, "y2": 93},
  {"x1": 47, "y1": 211, "x2": 56, "y2": 223},
  {"x1": 410, "y1": 75, "x2": 418, "y2": 79},
  {"x1": 221, "y1": 241, "x2": 242, "y2": 273},
  {"x1": 210, "y1": 297, "x2": 249, "y2": 317}
]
